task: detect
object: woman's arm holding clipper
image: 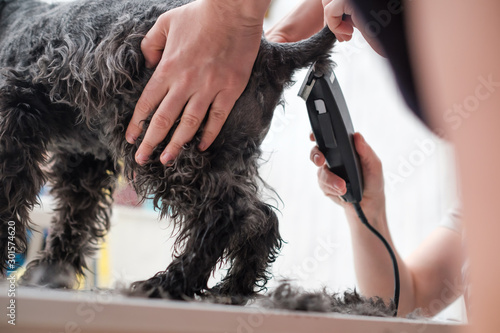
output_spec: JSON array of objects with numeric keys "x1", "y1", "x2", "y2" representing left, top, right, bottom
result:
[{"x1": 311, "y1": 133, "x2": 463, "y2": 316}]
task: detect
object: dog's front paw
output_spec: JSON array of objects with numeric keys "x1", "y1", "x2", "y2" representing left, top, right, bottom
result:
[
  {"x1": 127, "y1": 271, "x2": 193, "y2": 300},
  {"x1": 128, "y1": 275, "x2": 169, "y2": 299},
  {"x1": 19, "y1": 260, "x2": 77, "y2": 289},
  {"x1": 208, "y1": 283, "x2": 251, "y2": 305}
]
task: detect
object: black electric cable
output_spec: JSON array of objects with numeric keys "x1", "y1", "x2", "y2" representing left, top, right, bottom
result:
[{"x1": 352, "y1": 202, "x2": 400, "y2": 317}]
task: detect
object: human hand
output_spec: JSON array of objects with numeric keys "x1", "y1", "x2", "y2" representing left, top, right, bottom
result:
[
  {"x1": 322, "y1": 0, "x2": 385, "y2": 56},
  {"x1": 126, "y1": 0, "x2": 265, "y2": 165},
  {"x1": 266, "y1": 0, "x2": 324, "y2": 43},
  {"x1": 310, "y1": 132, "x2": 386, "y2": 222}
]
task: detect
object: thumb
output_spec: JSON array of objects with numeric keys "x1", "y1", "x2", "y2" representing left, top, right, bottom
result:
[
  {"x1": 353, "y1": 133, "x2": 384, "y2": 190},
  {"x1": 141, "y1": 13, "x2": 170, "y2": 68}
]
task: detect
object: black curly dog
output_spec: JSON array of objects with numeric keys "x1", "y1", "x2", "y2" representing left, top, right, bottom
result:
[{"x1": 0, "y1": 0, "x2": 336, "y2": 302}]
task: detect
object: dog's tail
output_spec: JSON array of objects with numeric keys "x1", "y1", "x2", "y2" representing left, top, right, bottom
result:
[{"x1": 257, "y1": 27, "x2": 337, "y2": 87}]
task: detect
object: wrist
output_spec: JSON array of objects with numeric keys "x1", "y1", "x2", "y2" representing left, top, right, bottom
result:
[
  {"x1": 205, "y1": 0, "x2": 270, "y2": 27},
  {"x1": 345, "y1": 202, "x2": 388, "y2": 234}
]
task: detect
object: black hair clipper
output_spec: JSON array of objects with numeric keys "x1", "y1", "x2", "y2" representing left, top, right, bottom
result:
[
  {"x1": 299, "y1": 63, "x2": 401, "y2": 316},
  {"x1": 298, "y1": 63, "x2": 363, "y2": 203}
]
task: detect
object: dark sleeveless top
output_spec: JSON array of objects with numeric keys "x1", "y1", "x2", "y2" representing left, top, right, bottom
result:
[{"x1": 349, "y1": 0, "x2": 426, "y2": 124}]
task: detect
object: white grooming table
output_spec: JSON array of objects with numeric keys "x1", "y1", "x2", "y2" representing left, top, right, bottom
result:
[{"x1": 0, "y1": 284, "x2": 463, "y2": 333}]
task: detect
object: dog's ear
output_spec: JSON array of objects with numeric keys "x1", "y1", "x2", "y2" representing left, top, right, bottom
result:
[{"x1": 256, "y1": 27, "x2": 337, "y2": 87}]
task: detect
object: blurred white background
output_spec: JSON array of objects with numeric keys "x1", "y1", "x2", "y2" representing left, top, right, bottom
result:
[{"x1": 35, "y1": 0, "x2": 461, "y2": 320}]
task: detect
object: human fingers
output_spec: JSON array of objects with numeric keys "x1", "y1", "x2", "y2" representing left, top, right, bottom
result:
[
  {"x1": 141, "y1": 13, "x2": 170, "y2": 68},
  {"x1": 135, "y1": 87, "x2": 188, "y2": 165},
  {"x1": 323, "y1": 0, "x2": 354, "y2": 39},
  {"x1": 126, "y1": 61, "x2": 173, "y2": 145},
  {"x1": 353, "y1": 132, "x2": 384, "y2": 192},
  {"x1": 354, "y1": 133, "x2": 382, "y2": 174},
  {"x1": 310, "y1": 145, "x2": 326, "y2": 166},
  {"x1": 317, "y1": 164, "x2": 347, "y2": 196},
  {"x1": 197, "y1": 90, "x2": 238, "y2": 151},
  {"x1": 335, "y1": 15, "x2": 354, "y2": 41},
  {"x1": 160, "y1": 92, "x2": 212, "y2": 164},
  {"x1": 129, "y1": 0, "x2": 264, "y2": 164}
]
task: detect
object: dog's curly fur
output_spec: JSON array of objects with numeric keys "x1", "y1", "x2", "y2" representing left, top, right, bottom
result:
[
  {"x1": 0, "y1": 0, "x2": 336, "y2": 302},
  {"x1": 259, "y1": 283, "x2": 396, "y2": 317}
]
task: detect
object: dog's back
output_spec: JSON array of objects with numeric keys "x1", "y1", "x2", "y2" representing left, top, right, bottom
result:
[
  {"x1": 1, "y1": 0, "x2": 333, "y2": 159},
  {"x1": 0, "y1": 0, "x2": 335, "y2": 300}
]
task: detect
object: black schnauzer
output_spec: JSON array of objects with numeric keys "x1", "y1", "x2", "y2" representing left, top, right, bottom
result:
[{"x1": 0, "y1": 0, "x2": 335, "y2": 302}]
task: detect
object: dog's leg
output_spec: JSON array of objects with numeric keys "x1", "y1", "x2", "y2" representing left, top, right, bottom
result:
[
  {"x1": 0, "y1": 84, "x2": 54, "y2": 277},
  {"x1": 129, "y1": 180, "x2": 281, "y2": 303},
  {"x1": 129, "y1": 212, "x2": 232, "y2": 300},
  {"x1": 212, "y1": 201, "x2": 282, "y2": 303},
  {"x1": 20, "y1": 153, "x2": 118, "y2": 288}
]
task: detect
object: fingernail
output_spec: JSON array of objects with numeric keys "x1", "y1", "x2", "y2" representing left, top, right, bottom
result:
[
  {"x1": 333, "y1": 183, "x2": 345, "y2": 194},
  {"x1": 313, "y1": 154, "x2": 320, "y2": 165},
  {"x1": 198, "y1": 141, "x2": 206, "y2": 151},
  {"x1": 161, "y1": 152, "x2": 174, "y2": 165},
  {"x1": 136, "y1": 153, "x2": 148, "y2": 165},
  {"x1": 126, "y1": 133, "x2": 136, "y2": 144}
]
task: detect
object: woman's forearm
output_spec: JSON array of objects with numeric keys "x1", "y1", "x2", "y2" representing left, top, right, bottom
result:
[
  {"x1": 345, "y1": 208, "x2": 416, "y2": 316},
  {"x1": 346, "y1": 208, "x2": 463, "y2": 317},
  {"x1": 314, "y1": 134, "x2": 462, "y2": 316}
]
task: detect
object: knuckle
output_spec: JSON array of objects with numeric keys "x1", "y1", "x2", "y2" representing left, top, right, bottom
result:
[
  {"x1": 168, "y1": 140, "x2": 183, "y2": 152},
  {"x1": 158, "y1": 57, "x2": 173, "y2": 71},
  {"x1": 181, "y1": 113, "x2": 201, "y2": 129},
  {"x1": 151, "y1": 112, "x2": 173, "y2": 130},
  {"x1": 310, "y1": 150, "x2": 319, "y2": 162},
  {"x1": 140, "y1": 35, "x2": 150, "y2": 51},
  {"x1": 158, "y1": 12, "x2": 169, "y2": 24},
  {"x1": 209, "y1": 107, "x2": 229, "y2": 122},
  {"x1": 177, "y1": 72, "x2": 194, "y2": 89},
  {"x1": 127, "y1": 122, "x2": 142, "y2": 134},
  {"x1": 202, "y1": 129, "x2": 216, "y2": 142},
  {"x1": 139, "y1": 140, "x2": 155, "y2": 152},
  {"x1": 150, "y1": 14, "x2": 169, "y2": 34},
  {"x1": 136, "y1": 98, "x2": 155, "y2": 117}
]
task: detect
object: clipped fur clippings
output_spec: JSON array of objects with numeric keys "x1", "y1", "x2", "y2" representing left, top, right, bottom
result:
[{"x1": 258, "y1": 282, "x2": 396, "y2": 317}]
